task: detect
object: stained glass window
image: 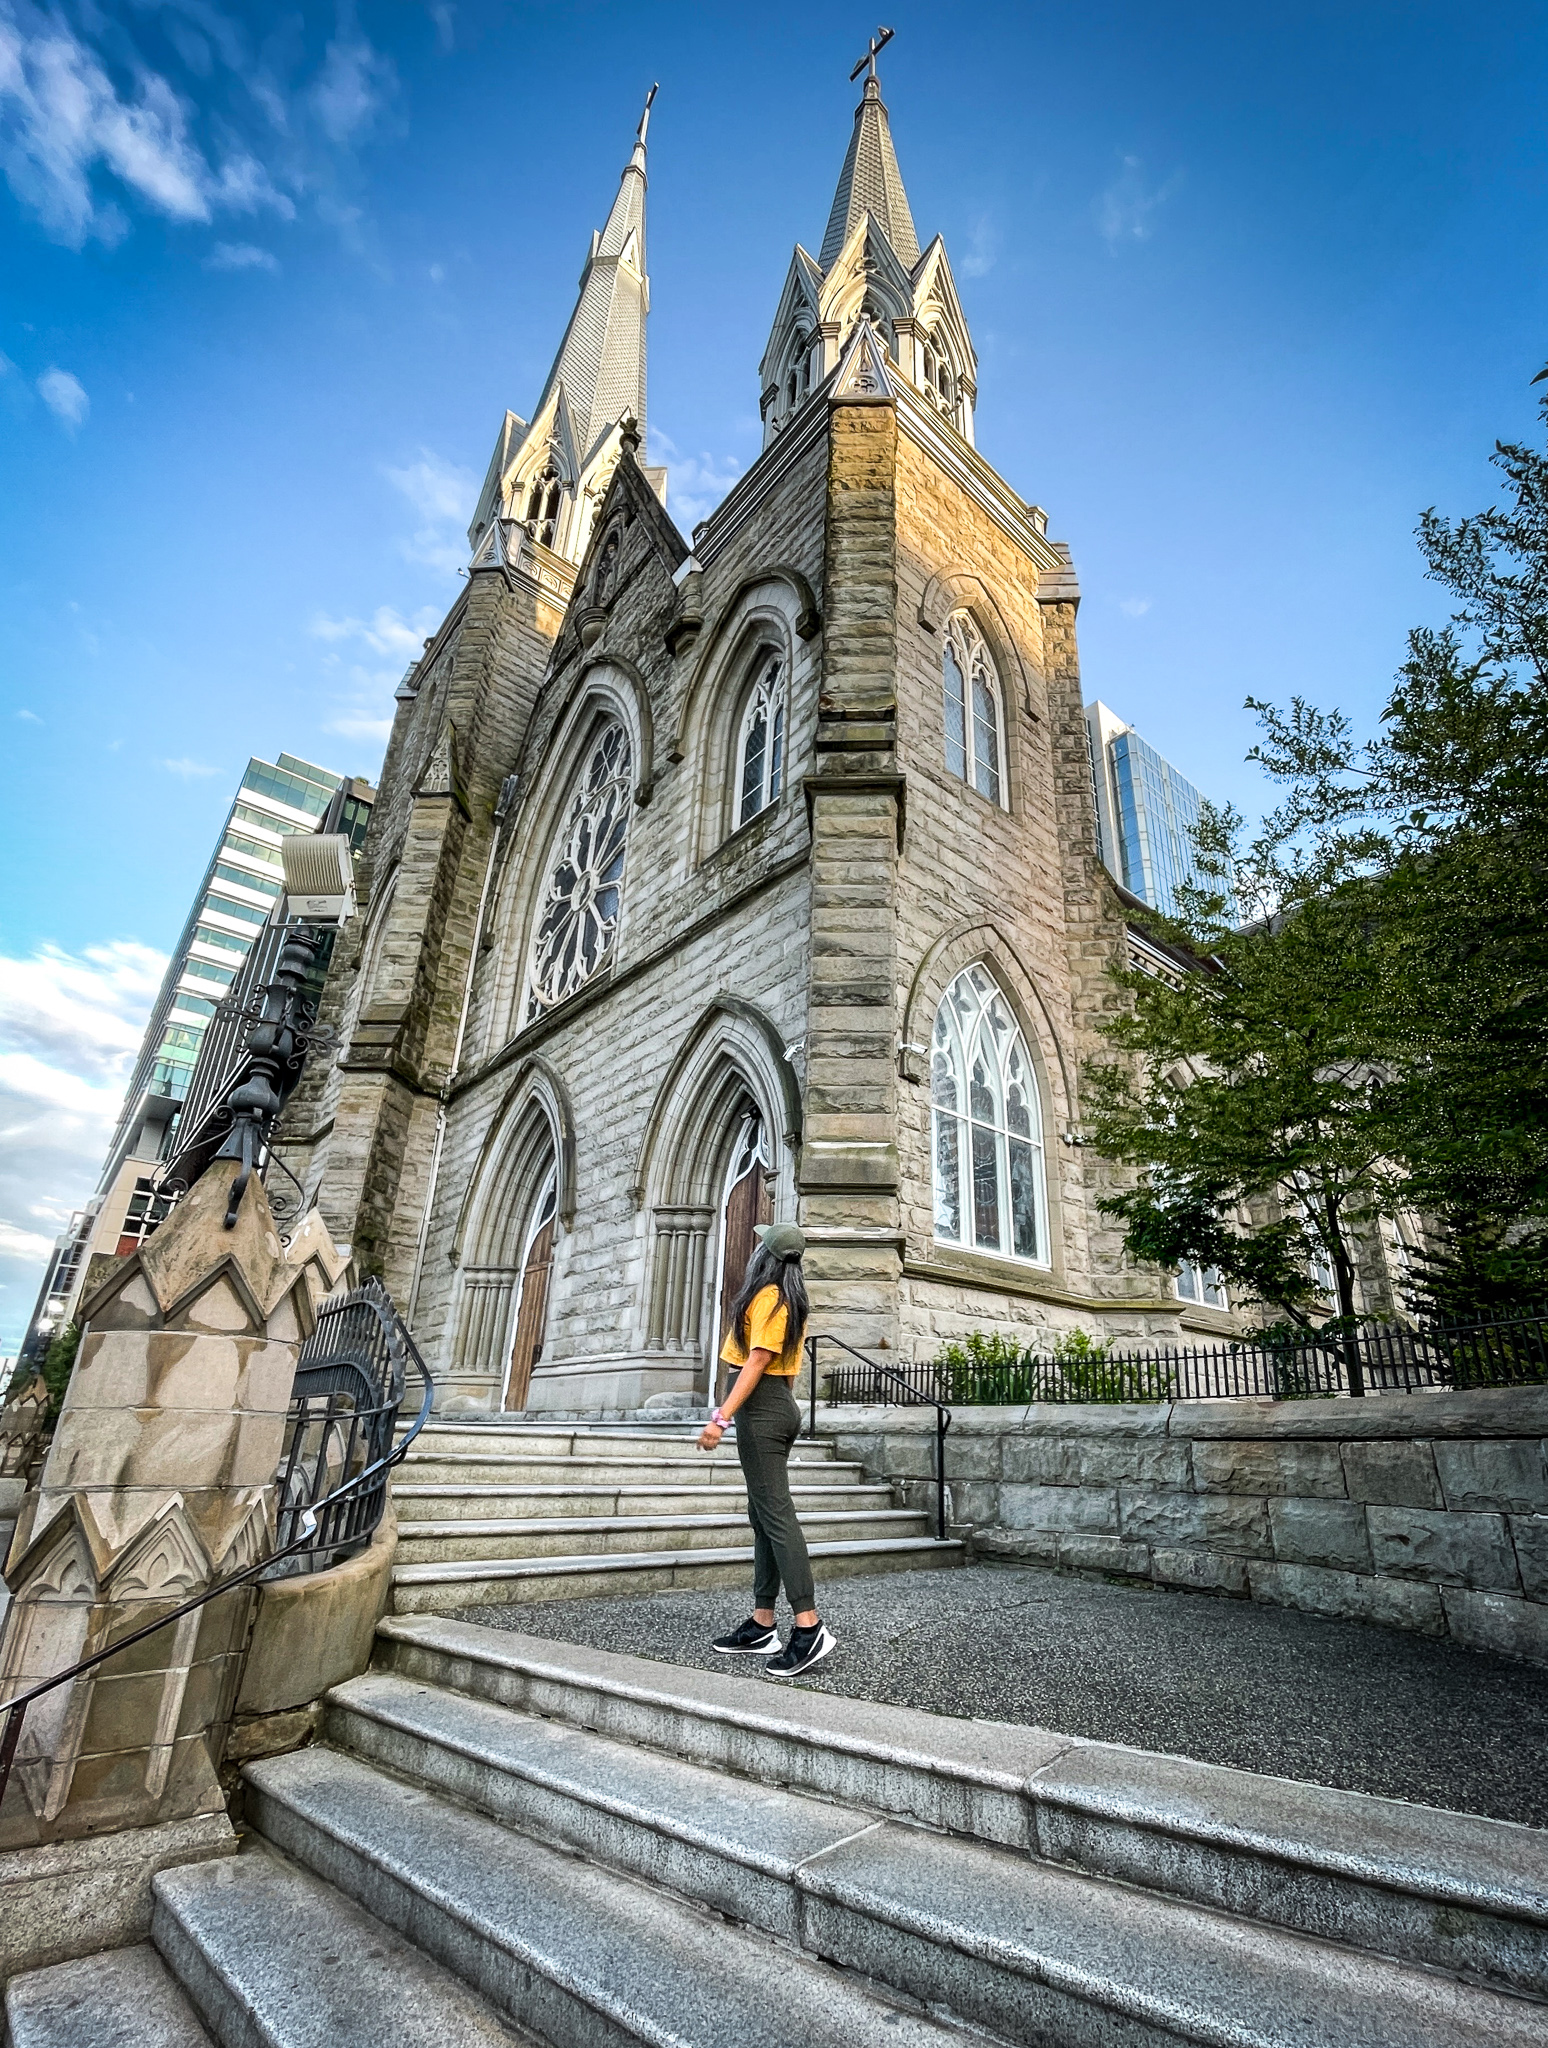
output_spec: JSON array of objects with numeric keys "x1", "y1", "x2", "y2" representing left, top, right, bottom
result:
[
  {"x1": 525, "y1": 721, "x2": 632, "y2": 1020},
  {"x1": 942, "y1": 612, "x2": 1004, "y2": 806},
  {"x1": 735, "y1": 654, "x2": 786, "y2": 829},
  {"x1": 932, "y1": 964, "x2": 1046, "y2": 1263}
]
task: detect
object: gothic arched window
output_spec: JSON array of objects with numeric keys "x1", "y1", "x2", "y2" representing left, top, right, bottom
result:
[
  {"x1": 525, "y1": 720, "x2": 632, "y2": 1020},
  {"x1": 734, "y1": 653, "x2": 786, "y2": 829},
  {"x1": 525, "y1": 467, "x2": 564, "y2": 549},
  {"x1": 931, "y1": 964, "x2": 1047, "y2": 1263},
  {"x1": 942, "y1": 611, "x2": 1005, "y2": 806},
  {"x1": 921, "y1": 336, "x2": 956, "y2": 414}
]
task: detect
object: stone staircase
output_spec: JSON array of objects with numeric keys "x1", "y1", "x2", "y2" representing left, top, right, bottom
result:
[
  {"x1": 10, "y1": 1613, "x2": 1548, "y2": 2046},
  {"x1": 386, "y1": 1419, "x2": 962, "y2": 1613}
]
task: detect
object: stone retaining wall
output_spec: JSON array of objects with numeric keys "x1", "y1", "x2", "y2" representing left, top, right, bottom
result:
[{"x1": 817, "y1": 1387, "x2": 1548, "y2": 1664}]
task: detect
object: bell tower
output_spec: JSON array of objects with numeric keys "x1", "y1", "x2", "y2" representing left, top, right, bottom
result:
[
  {"x1": 758, "y1": 37, "x2": 977, "y2": 447},
  {"x1": 467, "y1": 87, "x2": 667, "y2": 575}
]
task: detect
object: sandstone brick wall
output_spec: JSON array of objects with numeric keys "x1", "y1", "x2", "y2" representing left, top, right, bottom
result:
[
  {"x1": 410, "y1": 426, "x2": 831, "y2": 1408},
  {"x1": 821, "y1": 1387, "x2": 1548, "y2": 1663}
]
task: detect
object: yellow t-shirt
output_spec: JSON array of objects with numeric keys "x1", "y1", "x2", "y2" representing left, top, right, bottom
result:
[{"x1": 720, "y1": 1284, "x2": 804, "y2": 1376}]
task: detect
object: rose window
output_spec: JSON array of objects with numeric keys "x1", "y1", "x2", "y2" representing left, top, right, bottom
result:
[{"x1": 525, "y1": 721, "x2": 632, "y2": 1019}]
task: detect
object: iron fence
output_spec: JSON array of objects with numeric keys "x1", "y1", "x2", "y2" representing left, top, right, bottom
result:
[{"x1": 821, "y1": 1307, "x2": 1548, "y2": 1409}]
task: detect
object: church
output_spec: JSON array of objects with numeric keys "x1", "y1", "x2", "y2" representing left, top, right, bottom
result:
[{"x1": 274, "y1": 58, "x2": 1223, "y2": 1416}]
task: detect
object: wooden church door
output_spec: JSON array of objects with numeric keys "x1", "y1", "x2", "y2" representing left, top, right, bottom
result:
[
  {"x1": 505, "y1": 1177, "x2": 557, "y2": 1412},
  {"x1": 715, "y1": 1112, "x2": 773, "y2": 1404}
]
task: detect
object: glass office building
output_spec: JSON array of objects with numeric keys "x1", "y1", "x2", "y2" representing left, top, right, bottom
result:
[
  {"x1": 19, "y1": 754, "x2": 373, "y2": 1360},
  {"x1": 1084, "y1": 701, "x2": 1223, "y2": 920}
]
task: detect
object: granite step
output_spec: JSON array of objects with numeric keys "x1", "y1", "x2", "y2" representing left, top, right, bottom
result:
[
  {"x1": 389, "y1": 1534, "x2": 964, "y2": 1612},
  {"x1": 389, "y1": 1479, "x2": 894, "y2": 1523},
  {"x1": 250, "y1": 1736, "x2": 1540, "y2": 2048},
  {"x1": 151, "y1": 1841, "x2": 539, "y2": 2047},
  {"x1": 395, "y1": 1451, "x2": 863, "y2": 1489},
  {"x1": 375, "y1": 1613, "x2": 1548, "y2": 2002},
  {"x1": 402, "y1": 1424, "x2": 771, "y2": 1462},
  {"x1": 393, "y1": 1506, "x2": 930, "y2": 1564},
  {"x1": 241, "y1": 1746, "x2": 982, "y2": 2048},
  {"x1": 5, "y1": 1945, "x2": 212, "y2": 2048}
]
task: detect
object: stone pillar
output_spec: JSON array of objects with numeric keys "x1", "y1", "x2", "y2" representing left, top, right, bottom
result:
[
  {"x1": 0, "y1": 1159, "x2": 310, "y2": 1850},
  {"x1": 799, "y1": 396, "x2": 905, "y2": 1376}
]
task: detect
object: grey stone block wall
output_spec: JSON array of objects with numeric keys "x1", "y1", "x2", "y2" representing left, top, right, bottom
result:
[{"x1": 819, "y1": 1386, "x2": 1548, "y2": 1664}]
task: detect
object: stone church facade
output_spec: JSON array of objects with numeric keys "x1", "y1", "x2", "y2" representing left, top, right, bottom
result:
[{"x1": 276, "y1": 76, "x2": 1230, "y2": 1415}]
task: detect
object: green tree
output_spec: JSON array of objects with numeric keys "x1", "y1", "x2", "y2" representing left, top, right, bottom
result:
[
  {"x1": 1239, "y1": 366, "x2": 1548, "y2": 1307},
  {"x1": 1087, "y1": 885, "x2": 1399, "y2": 1388},
  {"x1": 1092, "y1": 367, "x2": 1548, "y2": 1337}
]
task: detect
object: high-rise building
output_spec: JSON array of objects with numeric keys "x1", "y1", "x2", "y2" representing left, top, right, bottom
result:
[
  {"x1": 1085, "y1": 701, "x2": 1223, "y2": 919},
  {"x1": 19, "y1": 754, "x2": 373, "y2": 1359}
]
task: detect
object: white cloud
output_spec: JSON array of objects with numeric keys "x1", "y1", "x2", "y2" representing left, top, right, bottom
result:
[
  {"x1": 1096, "y1": 155, "x2": 1183, "y2": 247},
  {"x1": 309, "y1": 604, "x2": 438, "y2": 660},
  {"x1": 15, "y1": 707, "x2": 40, "y2": 723},
  {"x1": 0, "y1": 3, "x2": 294, "y2": 247},
  {"x1": 383, "y1": 448, "x2": 476, "y2": 573},
  {"x1": 310, "y1": 31, "x2": 396, "y2": 145},
  {"x1": 37, "y1": 365, "x2": 87, "y2": 425},
  {"x1": 0, "y1": 939, "x2": 168, "y2": 1351},
  {"x1": 161, "y1": 755, "x2": 220, "y2": 777},
  {"x1": 1119, "y1": 596, "x2": 1152, "y2": 618},
  {"x1": 309, "y1": 604, "x2": 441, "y2": 757},
  {"x1": 384, "y1": 450, "x2": 474, "y2": 525},
  {"x1": 326, "y1": 708, "x2": 395, "y2": 744},
  {"x1": 206, "y1": 239, "x2": 277, "y2": 272},
  {"x1": 650, "y1": 430, "x2": 743, "y2": 531},
  {"x1": 960, "y1": 217, "x2": 998, "y2": 280},
  {"x1": 429, "y1": 5, "x2": 456, "y2": 54}
]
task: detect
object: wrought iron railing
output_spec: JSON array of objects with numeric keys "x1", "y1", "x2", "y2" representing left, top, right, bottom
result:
[
  {"x1": 819, "y1": 1308, "x2": 1548, "y2": 1409},
  {"x1": 270, "y1": 1279, "x2": 426, "y2": 1571},
  {"x1": 0, "y1": 1280, "x2": 431, "y2": 1807},
  {"x1": 807, "y1": 1334, "x2": 951, "y2": 1540}
]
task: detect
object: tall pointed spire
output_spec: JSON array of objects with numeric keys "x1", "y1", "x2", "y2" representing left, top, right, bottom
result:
[
  {"x1": 468, "y1": 88, "x2": 665, "y2": 573},
  {"x1": 758, "y1": 46, "x2": 978, "y2": 449},
  {"x1": 818, "y1": 74, "x2": 919, "y2": 272}
]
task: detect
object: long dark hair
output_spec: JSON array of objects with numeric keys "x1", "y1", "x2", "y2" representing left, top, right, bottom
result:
[{"x1": 725, "y1": 1243, "x2": 809, "y2": 1363}]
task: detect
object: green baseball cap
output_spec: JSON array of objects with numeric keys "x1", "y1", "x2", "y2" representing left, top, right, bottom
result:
[{"x1": 755, "y1": 1222, "x2": 806, "y2": 1259}]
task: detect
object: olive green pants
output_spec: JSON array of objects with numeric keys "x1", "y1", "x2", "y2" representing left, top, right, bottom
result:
[{"x1": 734, "y1": 1375, "x2": 816, "y2": 1612}]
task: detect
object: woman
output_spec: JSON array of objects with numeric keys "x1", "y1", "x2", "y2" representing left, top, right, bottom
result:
[{"x1": 698, "y1": 1221, "x2": 836, "y2": 1678}]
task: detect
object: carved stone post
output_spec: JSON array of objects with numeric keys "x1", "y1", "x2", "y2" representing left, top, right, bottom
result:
[{"x1": 0, "y1": 1158, "x2": 310, "y2": 1851}]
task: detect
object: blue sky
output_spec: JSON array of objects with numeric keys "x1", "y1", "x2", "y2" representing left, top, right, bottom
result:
[{"x1": 2, "y1": 0, "x2": 1547, "y2": 1347}]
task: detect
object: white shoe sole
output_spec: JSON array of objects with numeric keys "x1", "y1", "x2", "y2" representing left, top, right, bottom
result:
[
  {"x1": 712, "y1": 1640, "x2": 780, "y2": 1656},
  {"x1": 765, "y1": 1627, "x2": 836, "y2": 1679}
]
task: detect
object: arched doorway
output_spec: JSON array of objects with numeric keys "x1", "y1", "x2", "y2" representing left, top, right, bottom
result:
[
  {"x1": 504, "y1": 1169, "x2": 557, "y2": 1412},
  {"x1": 714, "y1": 1107, "x2": 772, "y2": 1404}
]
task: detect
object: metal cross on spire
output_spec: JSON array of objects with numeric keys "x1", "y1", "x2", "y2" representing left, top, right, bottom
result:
[{"x1": 849, "y1": 25, "x2": 894, "y2": 85}]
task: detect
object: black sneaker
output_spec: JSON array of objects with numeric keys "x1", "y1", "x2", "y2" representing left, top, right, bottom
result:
[
  {"x1": 712, "y1": 1616, "x2": 781, "y2": 1656},
  {"x1": 765, "y1": 1622, "x2": 836, "y2": 1679}
]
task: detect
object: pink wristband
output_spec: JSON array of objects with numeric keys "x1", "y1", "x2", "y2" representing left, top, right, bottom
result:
[{"x1": 711, "y1": 1408, "x2": 728, "y2": 1427}]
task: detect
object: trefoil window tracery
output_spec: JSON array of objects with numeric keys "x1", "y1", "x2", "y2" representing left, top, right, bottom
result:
[
  {"x1": 525, "y1": 721, "x2": 632, "y2": 1021},
  {"x1": 735, "y1": 654, "x2": 787, "y2": 829},
  {"x1": 942, "y1": 611, "x2": 1005, "y2": 806},
  {"x1": 931, "y1": 964, "x2": 1047, "y2": 1265}
]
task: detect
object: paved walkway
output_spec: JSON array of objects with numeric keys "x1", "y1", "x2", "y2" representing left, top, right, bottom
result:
[{"x1": 462, "y1": 1563, "x2": 1548, "y2": 1828}]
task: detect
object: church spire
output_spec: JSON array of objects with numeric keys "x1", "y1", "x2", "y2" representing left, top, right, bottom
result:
[
  {"x1": 758, "y1": 38, "x2": 978, "y2": 449},
  {"x1": 468, "y1": 88, "x2": 665, "y2": 573},
  {"x1": 817, "y1": 71, "x2": 919, "y2": 272}
]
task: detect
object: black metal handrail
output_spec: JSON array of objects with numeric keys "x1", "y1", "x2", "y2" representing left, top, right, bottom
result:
[
  {"x1": 807, "y1": 1333, "x2": 952, "y2": 1541},
  {"x1": 0, "y1": 1283, "x2": 432, "y2": 1807}
]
